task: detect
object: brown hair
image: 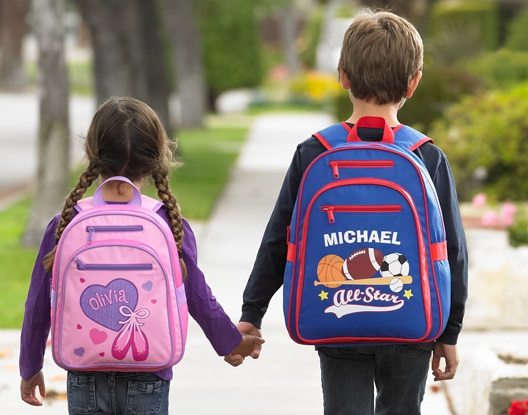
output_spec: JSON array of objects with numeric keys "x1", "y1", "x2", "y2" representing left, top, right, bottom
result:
[
  {"x1": 43, "y1": 97, "x2": 187, "y2": 276},
  {"x1": 338, "y1": 9, "x2": 423, "y2": 105}
]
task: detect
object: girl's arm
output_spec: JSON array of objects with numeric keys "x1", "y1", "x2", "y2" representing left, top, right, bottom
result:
[
  {"x1": 19, "y1": 216, "x2": 58, "y2": 381},
  {"x1": 178, "y1": 218, "x2": 243, "y2": 355}
]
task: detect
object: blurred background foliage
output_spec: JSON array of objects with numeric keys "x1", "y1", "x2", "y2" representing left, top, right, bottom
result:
[{"x1": 3, "y1": 0, "x2": 528, "y2": 232}]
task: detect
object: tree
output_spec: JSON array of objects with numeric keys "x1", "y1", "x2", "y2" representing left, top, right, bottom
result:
[
  {"x1": 75, "y1": 0, "x2": 171, "y2": 129},
  {"x1": 358, "y1": 0, "x2": 429, "y2": 30},
  {"x1": 23, "y1": 0, "x2": 70, "y2": 247},
  {"x1": 162, "y1": 0, "x2": 206, "y2": 128},
  {"x1": 0, "y1": 0, "x2": 29, "y2": 90},
  {"x1": 198, "y1": 0, "x2": 263, "y2": 109}
]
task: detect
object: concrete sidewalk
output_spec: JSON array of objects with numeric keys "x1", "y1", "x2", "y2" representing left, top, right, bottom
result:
[{"x1": 1, "y1": 113, "x2": 453, "y2": 414}]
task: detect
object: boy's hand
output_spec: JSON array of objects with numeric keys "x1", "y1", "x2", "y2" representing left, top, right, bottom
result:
[
  {"x1": 432, "y1": 342, "x2": 459, "y2": 381},
  {"x1": 224, "y1": 322, "x2": 264, "y2": 366},
  {"x1": 20, "y1": 370, "x2": 46, "y2": 406}
]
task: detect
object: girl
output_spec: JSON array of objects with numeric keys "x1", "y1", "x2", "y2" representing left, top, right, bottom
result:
[{"x1": 19, "y1": 97, "x2": 262, "y2": 414}]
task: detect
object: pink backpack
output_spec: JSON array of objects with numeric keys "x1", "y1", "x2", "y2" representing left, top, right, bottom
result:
[{"x1": 50, "y1": 176, "x2": 188, "y2": 371}]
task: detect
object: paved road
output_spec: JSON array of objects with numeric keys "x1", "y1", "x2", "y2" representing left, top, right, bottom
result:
[
  {"x1": 0, "y1": 93, "x2": 94, "y2": 192},
  {"x1": 0, "y1": 112, "x2": 453, "y2": 414}
]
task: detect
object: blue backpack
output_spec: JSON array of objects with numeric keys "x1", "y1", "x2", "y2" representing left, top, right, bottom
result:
[{"x1": 283, "y1": 117, "x2": 450, "y2": 345}]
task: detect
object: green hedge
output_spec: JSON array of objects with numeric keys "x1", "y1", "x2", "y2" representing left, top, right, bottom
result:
[
  {"x1": 505, "y1": 7, "x2": 528, "y2": 51},
  {"x1": 466, "y1": 49, "x2": 528, "y2": 89},
  {"x1": 333, "y1": 65, "x2": 482, "y2": 132},
  {"x1": 198, "y1": 0, "x2": 263, "y2": 98},
  {"x1": 431, "y1": 82, "x2": 528, "y2": 201},
  {"x1": 427, "y1": 0, "x2": 500, "y2": 64},
  {"x1": 399, "y1": 65, "x2": 482, "y2": 132}
]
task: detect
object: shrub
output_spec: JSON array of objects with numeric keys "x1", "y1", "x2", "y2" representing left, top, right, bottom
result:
[
  {"x1": 466, "y1": 49, "x2": 528, "y2": 89},
  {"x1": 399, "y1": 65, "x2": 483, "y2": 132},
  {"x1": 197, "y1": 0, "x2": 263, "y2": 99},
  {"x1": 430, "y1": 82, "x2": 528, "y2": 201},
  {"x1": 508, "y1": 216, "x2": 528, "y2": 248},
  {"x1": 427, "y1": 0, "x2": 500, "y2": 64},
  {"x1": 333, "y1": 65, "x2": 482, "y2": 130},
  {"x1": 504, "y1": 7, "x2": 528, "y2": 51}
]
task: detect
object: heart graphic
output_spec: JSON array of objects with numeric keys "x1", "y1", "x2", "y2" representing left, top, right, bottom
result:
[
  {"x1": 89, "y1": 328, "x2": 108, "y2": 345},
  {"x1": 80, "y1": 279, "x2": 138, "y2": 331},
  {"x1": 76, "y1": 324, "x2": 82, "y2": 330},
  {"x1": 151, "y1": 299, "x2": 157, "y2": 304},
  {"x1": 80, "y1": 278, "x2": 85, "y2": 283},
  {"x1": 142, "y1": 281, "x2": 153, "y2": 291},
  {"x1": 99, "y1": 352, "x2": 105, "y2": 357},
  {"x1": 74, "y1": 347, "x2": 85, "y2": 357}
]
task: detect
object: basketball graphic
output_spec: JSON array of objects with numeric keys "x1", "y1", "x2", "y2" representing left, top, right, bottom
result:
[{"x1": 317, "y1": 255, "x2": 345, "y2": 287}]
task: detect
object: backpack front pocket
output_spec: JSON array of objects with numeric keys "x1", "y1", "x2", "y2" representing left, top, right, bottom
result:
[
  {"x1": 292, "y1": 178, "x2": 432, "y2": 344},
  {"x1": 53, "y1": 242, "x2": 185, "y2": 371}
]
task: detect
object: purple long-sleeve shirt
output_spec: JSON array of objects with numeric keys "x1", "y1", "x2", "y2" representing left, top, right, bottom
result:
[{"x1": 19, "y1": 206, "x2": 242, "y2": 381}]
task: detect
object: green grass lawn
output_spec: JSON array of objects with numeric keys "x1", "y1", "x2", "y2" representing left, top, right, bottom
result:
[{"x1": 0, "y1": 125, "x2": 248, "y2": 328}]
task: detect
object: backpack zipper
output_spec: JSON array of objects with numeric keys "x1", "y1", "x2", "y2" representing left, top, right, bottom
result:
[
  {"x1": 321, "y1": 204, "x2": 402, "y2": 223},
  {"x1": 75, "y1": 258, "x2": 153, "y2": 271},
  {"x1": 329, "y1": 160, "x2": 394, "y2": 178},
  {"x1": 86, "y1": 225, "x2": 144, "y2": 242}
]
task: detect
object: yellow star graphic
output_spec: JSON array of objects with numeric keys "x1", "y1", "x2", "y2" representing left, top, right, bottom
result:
[
  {"x1": 318, "y1": 290, "x2": 329, "y2": 301},
  {"x1": 403, "y1": 289, "x2": 413, "y2": 300}
]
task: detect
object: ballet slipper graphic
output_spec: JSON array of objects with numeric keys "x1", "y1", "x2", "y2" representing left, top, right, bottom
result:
[
  {"x1": 111, "y1": 306, "x2": 150, "y2": 361},
  {"x1": 131, "y1": 323, "x2": 149, "y2": 361}
]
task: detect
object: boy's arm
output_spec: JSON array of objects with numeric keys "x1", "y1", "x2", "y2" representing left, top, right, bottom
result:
[
  {"x1": 429, "y1": 148, "x2": 469, "y2": 345},
  {"x1": 240, "y1": 146, "x2": 304, "y2": 328}
]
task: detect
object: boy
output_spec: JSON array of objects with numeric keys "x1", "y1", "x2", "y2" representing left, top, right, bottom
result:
[{"x1": 226, "y1": 9, "x2": 468, "y2": 415}]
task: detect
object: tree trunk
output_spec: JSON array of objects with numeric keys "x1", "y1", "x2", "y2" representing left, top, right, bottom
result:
[
  {"x1": 23, "y1": 0, "x2": 70, "y2": 247},
  {"x1": 279, "y1": 2, "x2": 300, "y2": 76},
  {"x1": 0, "y1": 0, "x2": 29, "y2": 90},
  {"x1": 162, "y1": 0, "x2": 206, "y2": 128},
  {"x1": 75, "y1": 0, "x2": 171, "y2": 130},
  {"x1": 75, "y1": 0, "x2": 134, "y2": 101},
  {"x1": 134, "y1": 0, "x2": 170, "y2": 130}
]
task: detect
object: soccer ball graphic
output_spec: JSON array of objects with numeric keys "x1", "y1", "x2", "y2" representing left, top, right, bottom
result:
[{"x1": 380, "y1": 253, "x2": 410, "y2": 278}]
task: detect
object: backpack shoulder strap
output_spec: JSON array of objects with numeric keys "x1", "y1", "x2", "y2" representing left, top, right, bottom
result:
[
  {"x1": 75, "y1": 197, "x2": 93, "y2": 212},
  {"x1": 74, "y1": 195, "x2": 162, "y2": 213},
  {"x1": 314, "y1": 123, "x2": 433, "y2": 151},
  {"x1": 313, "y1": 122, "x2": 351, "y2": 150},
  {"x1": 395, "y1": 125, "x2": 433, "y2": 151},
  {"x1": 140, "y1": 195, "x2": 163, "y2": 212}
]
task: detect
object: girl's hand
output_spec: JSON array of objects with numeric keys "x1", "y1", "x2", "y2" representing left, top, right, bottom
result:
[
  {"x1": 20, "y1": 370, "x2": 46, "y2": 406},
  {"x1": 231, "y1": 334, "x2": 265, "y2": 358}
]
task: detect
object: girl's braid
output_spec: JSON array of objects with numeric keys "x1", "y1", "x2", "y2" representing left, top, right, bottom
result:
[
  {"x1": 43, "y1": 161, "x2": 101, "y2": 271},
  {"x1": 152, "y1": 167, "x2": 187, "y2": 278}
]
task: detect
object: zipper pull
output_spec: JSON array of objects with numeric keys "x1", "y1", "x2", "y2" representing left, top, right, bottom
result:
[
  {"x1": 75, "y1": 258, "x2": 87, "y2": 270},
  {"x1": 321, "y1": 206, "x2": 335, "y2": 223},
  {"x1": 329, "y1": 162, "x2": 339, "y2": 178},
  {"x1": 86, "y1": 226, "x2": 95, "y2": 243}
]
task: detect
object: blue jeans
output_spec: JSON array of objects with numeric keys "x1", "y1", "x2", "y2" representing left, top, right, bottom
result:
[
  {"x1": 318, "y1": 344, "x2": 433, "y2": 415},
  {"x1": 67, "y1": 371, "x2": 170, "y2": 415}
]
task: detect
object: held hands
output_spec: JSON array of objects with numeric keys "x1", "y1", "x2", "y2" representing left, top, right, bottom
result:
[
  {"x1": 20, "y1": 370, "x2": 46, "y2": 406},
  {"x1": 224, "y1": 322, "x2": 264, "y2": 367},
  {"x1": 432, "y1": 342, "x2": 459, "y2": 381}
]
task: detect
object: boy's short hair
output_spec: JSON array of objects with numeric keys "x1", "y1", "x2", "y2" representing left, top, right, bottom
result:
[{"x1": 338, "y1": 10, "x2": 423, "y2": 105}]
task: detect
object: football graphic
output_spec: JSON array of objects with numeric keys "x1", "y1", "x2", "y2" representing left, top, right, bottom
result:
[
  {"x1": 342, "y1": 248, "x2": 384, "y2": 280},
  {"x1": 380, "y1": 253, "x2": 410, "y2": 278}
]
